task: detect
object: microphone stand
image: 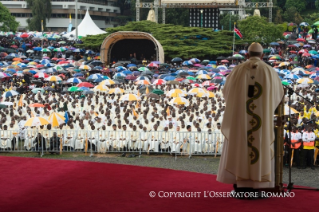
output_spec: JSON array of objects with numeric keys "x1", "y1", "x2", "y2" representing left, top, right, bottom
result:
[{"x1": 283, "y1": 84, "x2": 319, "y2": 192}]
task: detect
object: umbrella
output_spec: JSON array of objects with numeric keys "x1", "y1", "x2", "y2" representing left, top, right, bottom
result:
[
  {"x1": 77, "y1": 82, "x2": 94, "y2": 88},
  {"x1": 2, "y1": 90, "x2": 19, "y2": 98},
  {"x1": 152, "y1": 89, "x2": 164, "y2": 95},
  {"x1": 29, "y1": 103, "x2": 45, "y2": 107},
  {"x1": 93, "y1": 84, "x2": 109, "y2": 92},
  {"x1": 119, "y1": 94, "x2": 140, "y2": 101},
  {"x1": 68, "y1": 86, "x2": 80, "y2": 92},
  {"x1": 146, "y1": 93, "x2": 160, "y2": 99},
  {"x1": 297, "y1": 78, "x2": 313, "y2": 84},
  {"x1": 171, "y1": 57, "x2": 183, "y2": 63},
  {"x1": 100, "y1": 79, "x2": 115, "y2": 86},
  {"x1": 166, "y1": 89, "x2": 187, "y2": 97},
  {"x1": 188, "y1": 88, "x2": 207, "y2": 95},
  {"x1": 138, "y1": 67, "x2": 150, "y2": 72},
  {"x1": 34, "y1": 73, "x2": 49, "y2": 78},
  {"x1": 31, "y1": 88, "x2": 45, "y2": 94},
  {"x1": 45, "y1": 76, "x2": 62, "y2": 81},
  {"x1": 48, "y1": 113, "x2": 65, "y2": 127},
  {"x1": 67, "y1": 78, "x2": 82, "y2": 83},
  {"x1": 109, "y1": 88, "x2": 125, "y2": 94},
  {"x1": 24, "y1": 117, "x2": 49, "y2": 127},
  {"x1": 169, "y1": 97, "x2": 189, "y2": 106},
  {"x1": 135, "y1": 80, "x2": 151, "y2": 85},
  {"x1": 152, "y1": 79, "x2": 166, "y2": 85}
]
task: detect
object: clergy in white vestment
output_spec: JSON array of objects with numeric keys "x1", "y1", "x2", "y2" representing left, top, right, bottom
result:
[{"x1": 217, "y1": 42, "x2": 284, "y2": 191}]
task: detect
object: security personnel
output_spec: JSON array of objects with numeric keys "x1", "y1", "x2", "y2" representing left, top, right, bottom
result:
[{"x1": 302, "y1": 125, "x2": 315, "y2": 169}]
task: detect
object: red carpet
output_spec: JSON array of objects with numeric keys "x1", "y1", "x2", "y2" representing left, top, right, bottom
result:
[{"x1": 0, "y1": 156, "x2": 317, "y2": 212}]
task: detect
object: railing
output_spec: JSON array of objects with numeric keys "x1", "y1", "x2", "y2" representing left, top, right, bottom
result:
[{"x1": 0, "y1": 130, "x2": 225, "y2": 159}]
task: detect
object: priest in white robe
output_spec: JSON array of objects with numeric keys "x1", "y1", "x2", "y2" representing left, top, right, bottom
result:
[{"x1": 217, "y1": 43, "x2": 284, "y2": 191}]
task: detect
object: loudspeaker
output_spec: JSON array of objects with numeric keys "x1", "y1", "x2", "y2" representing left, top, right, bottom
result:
[{"x1": 189, "y1": 8, "x2": 219, "y2": 30}]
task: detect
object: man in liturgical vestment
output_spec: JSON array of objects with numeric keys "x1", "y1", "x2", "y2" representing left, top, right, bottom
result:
[{"x1": 217, "y1": 42, "x2": 284, "y2": 192}]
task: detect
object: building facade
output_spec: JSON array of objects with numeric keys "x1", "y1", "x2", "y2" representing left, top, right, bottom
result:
[{"x1": 0, "y1": 0, "x2": 121, "y2": 31}]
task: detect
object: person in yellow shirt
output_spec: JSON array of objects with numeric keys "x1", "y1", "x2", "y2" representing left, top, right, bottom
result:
[{"x1": 303, "y1": 105, "x2": 311, "y2": 120}]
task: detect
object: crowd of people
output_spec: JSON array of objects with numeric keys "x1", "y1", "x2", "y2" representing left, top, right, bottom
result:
[{"x1": 0, "y1": 31, "x2": 319, "y2": 167}]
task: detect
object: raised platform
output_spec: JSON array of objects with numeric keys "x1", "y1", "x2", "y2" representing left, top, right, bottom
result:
[{"x1": 0, "y1": 156, "x2": 317, "y2": 211}]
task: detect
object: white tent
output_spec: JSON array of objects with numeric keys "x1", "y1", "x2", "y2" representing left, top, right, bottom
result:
[{"x1": 63, "y1": 10, "x2": 107, "y2": 39}]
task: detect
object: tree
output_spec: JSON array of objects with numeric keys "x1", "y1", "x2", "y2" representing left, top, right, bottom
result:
[
  {"x1": 219, "y1": 13, "x2": 239, "y2": 31},
  {"x1": 26, "y1": 0, "x2": 52, "y2": 31},
  {"x1": 0, "y1": 2, "x2": 19, "y2": 32},
  {"x1": 285, "y1": 0, "x2": 306, "y2": 12},
  {"x1": 316, "y1": 0, "x2": 319, "y2": 9},
  {"x1": 274, "y1": 9, "x2": 283, "y2": 24},
  {"x1": 238, "y1": 16, "x2": 284, "y2": 44},
  {"x1": 283, "y1": 7, "x2": 303, "y2": 23}
]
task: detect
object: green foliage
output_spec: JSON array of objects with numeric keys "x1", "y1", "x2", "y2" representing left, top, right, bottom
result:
[
  {"x1": 283, "y1": 7, "x2": 303, "y2": 24},
  {"x1": 285, "y1": 0, "x2": 306, "y2": 12},
  {"x1": 238, "y1": 16, "x2": 284, "y2": 44},
  {"x1": 219, "y1": 13, "x2": 240, "y2": 31},
  {"x1": 0, "y1": 2, "x2": 19, "y2": 32},
  {"x1": 26, "y1": 0, "x2": 52, "y2": 31},
  {"x1": 274, "y1": 9, "x2": 283, "y2": 24},
  {"x1": 78, "y1": 21, "x2": 249, "y2": 59},
  {"x1": 278, "y1": 22, "x2": 288, "y2": 31}
]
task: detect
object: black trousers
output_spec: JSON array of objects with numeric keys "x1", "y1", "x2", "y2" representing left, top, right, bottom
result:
[
  {"x1": 303, "y1": 148, "x2": 314, "y2": 168},
  {"x1": 292, "y1": 148, "x2": 301, "y2": 167},
  {"x1": 50, "y1": 141, "x2": 60, "y2": 151}
]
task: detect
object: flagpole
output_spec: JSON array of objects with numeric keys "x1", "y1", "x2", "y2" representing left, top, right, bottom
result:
[{"x1": 232, "y1": 22, "x2": 236, "y2": 55}]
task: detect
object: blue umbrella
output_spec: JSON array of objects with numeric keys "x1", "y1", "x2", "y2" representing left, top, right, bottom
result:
[
  {"x1": 133, "y1": 71, "x2": 140, "y2": 76},
  {"x1": 239, "y1": 50, "x2": 248, "y2": 54},
  {"x1": 164, "y1": 76, "x2": 176, "y2": 81},
  {"x1": 182, "y1": 61, "x2": 193, "y2": 66},
  {"x1": 282, "y1": 80, "x2": 293, "y2": 84},
  {"x1": 176, "y1": 70, "x2": 187, "y2": 74},
  {"x1": 87, "y1": 74, "x2": 103, "y2": 80},
  {"x1": 6, "y1": 69, "x2": 16, "y2": 73},
  {"x1": 29, "y1": 70, "x2": 37, "y2": 75},
  {"x1": 270, "y1": 42, "x2": 279, "y2": 46},
  {"x1": 284, "y1": 74, "x2": 299, "y2": 79},
  {"x1": 300, "y1": 22, "x2": 309, "y2": 27},
  {"x1": 78, "y1": 87, "x2": 90, "y2": 91},
  {"x1": 73, "y1": 49, "x2": 84, "y2": 53},
  {"x1": 8, "y1": 53, "x2": 18, "y2": 57},
  {"x1": 116, "y1": 66, "x2": 126, "y2": 71},
  {"x1": 85, "y1": 50, "x2": 95, "y2": 54},
  {"x1": 196, "y1": 70, "x2": 208, "y2": 75},
  {"x1": 33, "y1": 47, "x2": 42, "y2": 51},
  {"x1": 73, "y1": 73, "x2": 83, "y2": 77},
  {"x1": 127, "y1": 64, "x2": 137, "y2": 67},
  {"x1": 67, "y1": 78, "x2": 82, "y2": 83},
  {"x1": 44, "y1": 68, "x2": 57, "y2": 73},
  {"x1": 44, "y1": 63, "x2": 55, "y2": 67},
  {"x1": 93, "y1": 66, "x2": 103, "y2": 70},
  {"x1": 2, "y1": 90, "x2": 19, "y2": 98},
  {"x1": 187, "y1": 72, "x2": 195, "y2": 76},
  {"x1": 123, "y1": 70, "x2": 133, "y2": 75},
  {"x1": 170, "y1": 73, "x2": 177, "y2": 76},
  {"x1": 208, "y1": 61, "x2": 217, "y2": 64}
]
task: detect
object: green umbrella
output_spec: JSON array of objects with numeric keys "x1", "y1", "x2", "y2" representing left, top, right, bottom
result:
[
  {"x1": 282, "y1": 81, "x2": 289, "y2": 86},
  {"x1": 74, "y1": 69, "x2": 81, "y2": 72},
  {"x1": 0, "y1": 104, "x2": 8, "y2": 109},
  {"x1": 31, "y1": 88, "x2": 45, "y2": 94},
  {"x1": 263, "y1": 49, "x2": 271, "y2": 53},
  {"x1": 308, "y1": 29, "x2": 314, "y2": 34},
  {"x1": 313, "y1": 21, "x2": 319, "y2": 26},
  {"x1": 152, "y1": 89, "x2": 164, "y2": 95},
  {"x1": 41, "y1": 48, "x2": 51, "y2": 53},
  {"x1": 138, "y1": 67, "x2": 150, "y2": 72},
  {"x1": 68, "y1": 86, "x2": 80, "y2": 92},
  {"x1": 187, "y1": 76, "x2": 196, "y2": 80},
  {"x1": 309, "y1": 50, "x2": 318, "y2": 55}
]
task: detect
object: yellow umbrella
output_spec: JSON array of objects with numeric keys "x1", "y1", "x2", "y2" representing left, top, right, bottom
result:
[
  {"x1": 279, "y1": 62, "x2": 290, "y2": 67},
  {"x1": 188, "y1": 88, "x2": 207, "y2": 95},
  {"x1": 94, "y1": 84, "x2": 109, "y2": 92},
  {"x1": 196, "y1": 74, "x2": 211, "y2": 79},
  {"x1": 296, "y1": 78, "x2": 313, "y2": 84},
  {"x1": 169, "y1": 97, "x2": 189, "y2": 106},
  {"x1": 109, "y1": 88, "x2": 124, "y2": 94},
  {"x1": 197, "y1": 91, "x2": 215, "y2": 98},
  {"x1": 48, "y1": 112, "x2": 65, "y2": 127},
  {"x1": 166, "y1": 89, "x2": 187, "y2": 97},
  {"x1": 12, "y1": 61, "x2": 20, "y2": 65},
  {"x1": 284, "y1": 105, "x2": 299, "y2": 115},
  {"x1": 24, "y1": 117, "x2": 49, "y2": 127},
  {"x1": 45, "y1": 76, "x2": 62, "y2": 82},
  {"x1": 99, "y1": 79, "x2": 115, "y2": 86},
  {"x1": 135, "y1": 80, "x2": 150, "y2": 85},
  {"x1": 120, "y1": 94, "x2": 141, "y2": 101}
]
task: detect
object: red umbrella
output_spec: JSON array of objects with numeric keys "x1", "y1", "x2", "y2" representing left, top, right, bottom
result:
[
  {"x1": 51, "y1": 58, "x2": 59, "y2": 61},
  {"x1": 289, "y1": 51, "x2": 297, "y2": 54},
  {"x1": 77, "y1": 82, "x2": 94, "y2": 88},
  {"x1": 221, "y1": 60, "x2": 229, "y2": 63},
  {"x1": 298, "y1": 49, "x2": 308, "y2": 54},
  {"x1": 10, "y1": 45, "x2": 18, "y2": 48},
  {"x1": 58, "y1": 61, "x2": 69, "y2": 65},
  {"x1": 288, "y1": 45, "x2": 296, "y2": 48},
  {"x1": 36, "y1": 64, "x2": 44, "y2": 68},
  {"x1": 58, "y1": 74, "x2": 66, "y2": 78},
  {"x1": 302, "y1": 53, "x2": 311, "y2": 57},
  {"x1": 175, "y1": 78, "x2": 184, "y2": 82},
  {"x1": 34, "y1": 73, "x2": 49, "y2": 78},
  {"x1": 20, "y1": 33, "x2": 29, "y2": 38},
  {"x1": 125, "y1": 75, "x2": 137, "y2": 80},
  {"x1": 296, "y1": 38, "x2": 306, "y2": 42}
]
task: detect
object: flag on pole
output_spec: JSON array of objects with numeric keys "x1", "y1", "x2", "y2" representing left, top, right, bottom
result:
[
  {"x1": 135, "y1": 101, "x2": 140, "y2": 109},
  {"x1": 132, "y1": 108, "x2": 139, "y2": 118},
  {"x1": 64, "y1": 111, "x2": 69, "y2": 124},
  {"x1": 41, "y1": 20, "x2": 44, "y2": 32},
  {"x1": 18, "y1": 95, "x2": 23, "y2": 107},
  {"x1": 234, "y1": 25, "x2": 243, "y2": 39}
]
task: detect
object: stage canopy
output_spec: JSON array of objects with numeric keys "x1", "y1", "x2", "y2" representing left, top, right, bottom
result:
[
  {"x1": 100, "y1": 31, "x2": 164, "y2": 65},
  {"x1": 63, "y1": 10, "x2": 107, "y2": 39}
]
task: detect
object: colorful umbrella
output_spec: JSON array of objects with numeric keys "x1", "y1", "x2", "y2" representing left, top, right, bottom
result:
[
  {"x1": 119, "y1": 94, "x2": 141, "y2": 101},
  {"x1": 24, "y1": 117, "x2": 49, "y2": 127}
]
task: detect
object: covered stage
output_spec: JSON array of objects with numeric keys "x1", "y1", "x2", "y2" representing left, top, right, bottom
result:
[
  {"x1": 100, "y1": 31, "x2": 165, "y2": 65},
  {"x1": 0, "y1": 156, "x2": 317, "y2": 211}
]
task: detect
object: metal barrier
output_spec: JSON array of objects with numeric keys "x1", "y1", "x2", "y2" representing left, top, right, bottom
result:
[{"x1": 0, "y1": 130, "x2": 225, "y2": 159}]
